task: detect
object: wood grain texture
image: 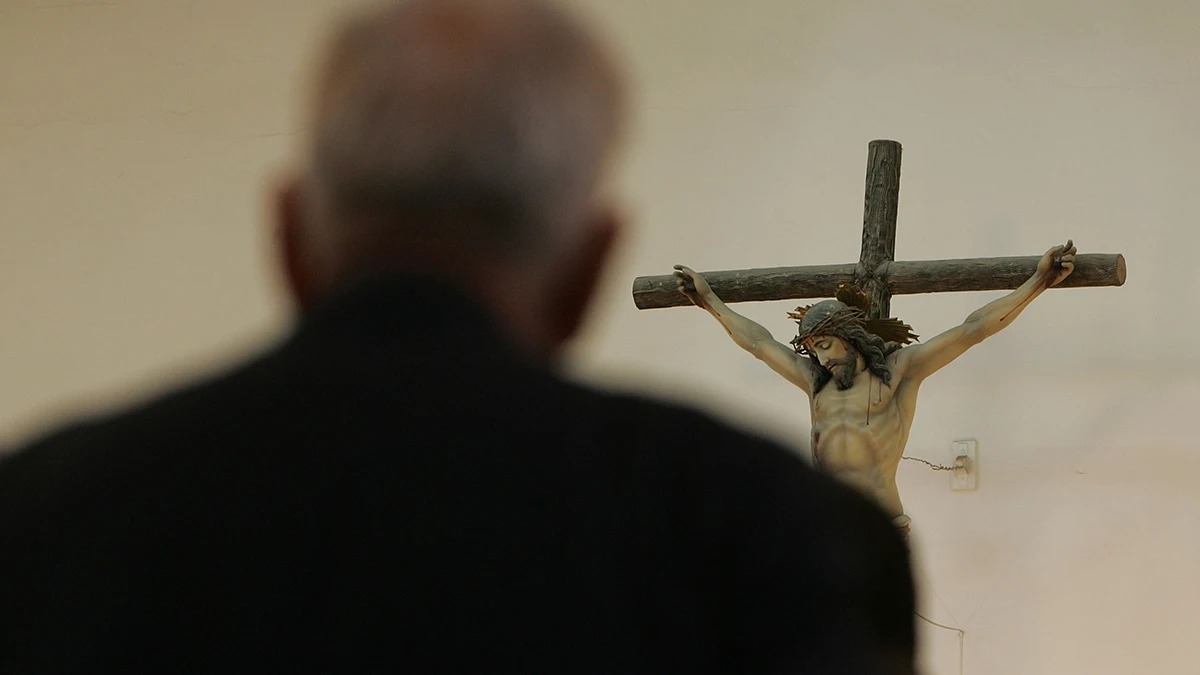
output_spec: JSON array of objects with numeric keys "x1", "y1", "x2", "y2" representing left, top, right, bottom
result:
[
  {"x1": 633, "y1": 264, "x2": 857, "y2": 309},
  {"x1": 887, "y1": 253, "x2": 1126, "y2": 295},
  {"x1": 632, "y1": 254, "x2": 1124, "y2": 310},
  {"x1": 634, "y1": 140, "x2": 1126, "y2": 312},
  {"x1": 856, "y1": 140, "x2": 902, "y2": 320}
]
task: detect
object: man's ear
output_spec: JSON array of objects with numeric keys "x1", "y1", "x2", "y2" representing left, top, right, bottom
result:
[
  {"x1": 542, "y1": 209, "x2": 622, "y2": 349},
  {"x1": 274, "y1": 176, "x2": 321, "y2": 312}
]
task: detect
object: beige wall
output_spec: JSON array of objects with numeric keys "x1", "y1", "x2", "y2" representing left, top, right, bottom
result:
[{"x1": 2, "y1": 0, "x2": 1197, "y2": 672}]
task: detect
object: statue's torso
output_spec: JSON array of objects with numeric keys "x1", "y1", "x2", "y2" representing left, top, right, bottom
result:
[{"x1": 808, "y1": 366, "x2": 916, "y2": 518}]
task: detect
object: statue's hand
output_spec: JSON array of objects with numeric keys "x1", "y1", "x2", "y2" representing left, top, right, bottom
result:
[
  {"x1": 673, "y1": 265, "x2": 712, "y2": 308},
  {"x1": 1037, "y1": 239, "x2": 1076, "y2": 288}
]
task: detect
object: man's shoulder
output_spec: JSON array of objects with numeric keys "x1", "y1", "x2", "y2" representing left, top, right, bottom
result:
[
  {"x1": 575, "y1": 384, "x2": 778, "y2": 447},
  {"x1": 572, "y1": 383, "x2": 836, "y2": 493},
  {"x1": 885, "y1": 343, "x2": 920, "y2": 377},
  {"x1": 0, "y1": 345, "x2": 292, "y2": 503},
  {"x1": 575, "y1": 382, "x2": 908, "y2": 571}
]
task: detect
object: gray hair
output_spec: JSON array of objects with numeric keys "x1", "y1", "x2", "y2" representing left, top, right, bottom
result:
[{"x1": 303, "y1": 0, "x2": 625, "y2": 260}]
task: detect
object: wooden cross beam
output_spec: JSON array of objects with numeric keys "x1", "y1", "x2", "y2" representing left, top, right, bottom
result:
[{"x1": 632, "y1": 140, "x2": 1126, "y2": 318}]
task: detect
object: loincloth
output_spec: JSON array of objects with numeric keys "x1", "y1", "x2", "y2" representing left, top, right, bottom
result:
[{"x1": 892, "y1": 514, "x2": 912, "y2": 537}]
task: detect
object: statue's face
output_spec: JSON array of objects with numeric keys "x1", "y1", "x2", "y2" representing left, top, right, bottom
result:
[{"x1": 804, "y1": 335, "x2": 852, "y2": 370}]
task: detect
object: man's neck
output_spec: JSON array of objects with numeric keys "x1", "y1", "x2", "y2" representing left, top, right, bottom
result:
[{"x1": 315, "y1": 264, "x2": 561, "y2": 365}]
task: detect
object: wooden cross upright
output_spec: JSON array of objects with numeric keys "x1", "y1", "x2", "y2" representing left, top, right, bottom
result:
[{"x1": 632, "y1": 140, "x2": 1126, "y2": 318}]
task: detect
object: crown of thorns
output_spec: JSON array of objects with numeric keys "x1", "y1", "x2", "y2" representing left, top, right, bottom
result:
[{"x1": 787, "y1": 284, "x2": 919, "y2": 355}]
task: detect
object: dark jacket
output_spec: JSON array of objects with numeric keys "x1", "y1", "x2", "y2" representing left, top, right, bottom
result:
[{"x1": 0, "y1": 277, "x2": 915, "y2": 674}]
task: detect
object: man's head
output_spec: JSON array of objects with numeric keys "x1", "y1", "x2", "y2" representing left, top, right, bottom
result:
[
  {"x1": 790, "y1": 299, "x2": 903, "y2": 393},
  {"x1": 801, "y1": 334, "x2": 858, "y2": 385},
  {"x1": 275, "y1": 0, "x2": 626, "y2": 357}
]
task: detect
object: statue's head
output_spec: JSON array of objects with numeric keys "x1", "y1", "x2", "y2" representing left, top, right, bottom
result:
[
  {"x1": 791, "y1": 300, "x2": 858, "y2": 383},
  {"x1": 794, "y1": 299, "x2": 848, "y2": 339},
  {"x1": 788, "y1": 287, "x2": 919, "y2": 393}
]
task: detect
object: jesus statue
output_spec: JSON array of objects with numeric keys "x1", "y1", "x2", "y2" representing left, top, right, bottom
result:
[{"x1": 672, "y1": 241, "x2": 1077, "y2": 535}]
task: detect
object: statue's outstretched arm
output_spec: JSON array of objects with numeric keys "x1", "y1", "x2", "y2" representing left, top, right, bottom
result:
[
  {"x1": 898, "y1": 241, "x2": 1076, "y2": 381},
  {"x1": 674, "y1": 265, "x2": 813, "y2": 394}
]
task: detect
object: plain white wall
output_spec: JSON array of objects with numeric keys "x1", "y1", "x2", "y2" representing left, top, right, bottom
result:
[{"x1": 2, "y1": 0, "x2": 1198, "y2": 673}]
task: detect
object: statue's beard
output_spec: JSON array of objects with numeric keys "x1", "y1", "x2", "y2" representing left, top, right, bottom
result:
[{"x1": 827, "y1": 353, "x2": 859, "y2": 390}]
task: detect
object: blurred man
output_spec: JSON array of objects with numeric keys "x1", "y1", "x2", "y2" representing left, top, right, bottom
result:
[{"x1": 0, "y1": 1, "x2": 916, "y2": 672}]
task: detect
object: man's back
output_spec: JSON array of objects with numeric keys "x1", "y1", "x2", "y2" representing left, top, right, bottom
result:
[{"x1": 0, "y1": 278, "x2": 914, "y2": 674}]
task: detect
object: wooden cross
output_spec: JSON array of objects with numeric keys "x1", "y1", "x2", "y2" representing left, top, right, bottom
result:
[{"x1": 632, "y1": 140, "x2": 1126, "y2": 318}]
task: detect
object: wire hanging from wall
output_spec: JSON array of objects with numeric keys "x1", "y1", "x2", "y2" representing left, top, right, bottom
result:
[{"x1": 915, "y1": 611, "x2": 965, "y2": 675}]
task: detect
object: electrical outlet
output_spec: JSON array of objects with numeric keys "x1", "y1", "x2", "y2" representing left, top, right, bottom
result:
[{"x1": 950, "y1": 439, "x2": 977, "y2": 491}]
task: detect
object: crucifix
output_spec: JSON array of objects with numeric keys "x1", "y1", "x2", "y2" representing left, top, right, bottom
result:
[
  {"x1": 632, "y1": 140, "x2": 1126, "y2": 536},
  {"x1": 633, "y1": 140, "x2": 1125, "y2": 314}
]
